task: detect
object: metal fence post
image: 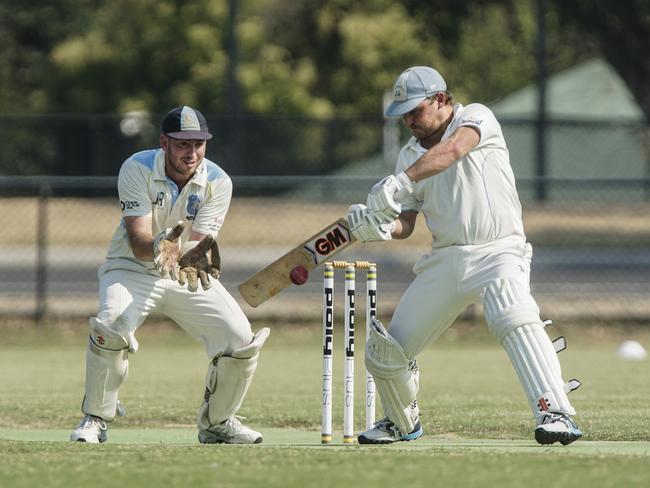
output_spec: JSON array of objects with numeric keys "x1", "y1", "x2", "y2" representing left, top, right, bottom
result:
[
  {"x1": 35, "y1": 182, "x2": 50, "y2": 322},
  {"x1": 535, "y1": 0, "x2": 548, "y2": 201}
]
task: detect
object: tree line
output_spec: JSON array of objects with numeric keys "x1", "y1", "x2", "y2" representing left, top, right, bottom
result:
[{"x1": 1, "y1": 0, "x2": 647, "y2": 118}]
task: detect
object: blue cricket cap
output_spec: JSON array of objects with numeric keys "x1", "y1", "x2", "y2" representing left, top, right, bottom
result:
[
  {"x1": 384, "y1": 66, "x2": 447, "y2": 117},
  {"x1": 162, "y1": 106, "x2": 213, "y2": 140}
]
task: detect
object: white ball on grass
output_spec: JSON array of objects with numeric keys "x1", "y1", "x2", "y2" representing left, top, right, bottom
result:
[{"x1": 617, "y1": 340, "x2": 647, "y2": 361}]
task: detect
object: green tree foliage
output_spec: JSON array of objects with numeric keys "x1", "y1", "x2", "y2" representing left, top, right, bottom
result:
[
  {"x1": 1, "y1": 0, "x2": 643, "y2": 117},
  {"x1": 244, "y1": 0, "x2": 446, "y2": 115},
  {"x1": 403, "y1": 0, "x2": 592, "y2": 104},
  {"x1": 548, "y1": 0, "x2": 650, "y2": 120},
  {"x1": 0, "y1": 0, "x2": 100, "y2": 112},
  {"x1": 46, "y1": 0, "x2": 231, "y2": 113}
]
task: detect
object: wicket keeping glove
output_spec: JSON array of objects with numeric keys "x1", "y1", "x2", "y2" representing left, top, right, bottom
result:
[
  {"x1": 366, "y1": 171, "x2": 414, "y2": 223},
  {"x1": 153, "y1": 221, "x2": 184, "y2": 280},
  {"x1": 177, "y1": 235, "x2": 221, "y2": 292}
]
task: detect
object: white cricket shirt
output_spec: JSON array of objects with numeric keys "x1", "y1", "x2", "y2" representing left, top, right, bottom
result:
[
  {"x1": 397, "y1": 103, "x2": 525, "y2": 248},
  {"x1": 102, "y1": 148, "x2": 232, "y2": 274}
]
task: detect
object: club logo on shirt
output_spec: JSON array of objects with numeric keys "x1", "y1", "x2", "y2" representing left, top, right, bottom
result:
[
  {"x1": 186, "y1": 194, "x2": 201, "y2": 221},
  {"x1": 459, "y1": 117, "x2": 483, "y2": 125},
  {"x1": 152, "y1": 192, "x2": 165, "y2": 207},
  {"x1": 120, "y1": 200, "x2": 140, "y2": 211}
]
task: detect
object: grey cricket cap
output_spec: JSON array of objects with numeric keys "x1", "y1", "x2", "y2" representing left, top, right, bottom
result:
[
  {"x1": 162, "y1": 106, "x2": 213, "y2": 140},
  {"x1": 384, "y1": 66, "x2": 447, "y2": 117}
]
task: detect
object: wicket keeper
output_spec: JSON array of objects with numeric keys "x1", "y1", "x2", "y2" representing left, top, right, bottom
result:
[{"x1": 71, "y1": 106, "x2": 269, "y2": 444}]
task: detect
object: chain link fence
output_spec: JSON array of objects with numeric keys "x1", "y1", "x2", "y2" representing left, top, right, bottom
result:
[
  {"x1": 1, "y1": 175, "x2": 649, "y2": 324},
  {"x1": 0, "y1": 113, "x2": 648, "y2": 323}
]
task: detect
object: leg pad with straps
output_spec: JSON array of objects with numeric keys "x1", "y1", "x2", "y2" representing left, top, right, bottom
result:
[
  {"x1": 502, "y1": 323, "x2": 576, "y2": 422},
  {"x1": 82, "y1": 317, "x2": 129, "y2": 421},
  {"x1": 365, "y1": 318, "x2": 418, "y2": 435},
  {"x1": 198, "y1": 327, "x2": 270, "y2": 429}
]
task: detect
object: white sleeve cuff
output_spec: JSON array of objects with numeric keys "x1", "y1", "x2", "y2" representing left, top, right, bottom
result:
[{"x1": 395, "y1": 171, "x2": 414, "y2": 193}]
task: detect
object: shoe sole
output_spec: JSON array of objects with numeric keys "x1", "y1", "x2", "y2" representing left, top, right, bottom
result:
[
  {"x1": 402, "y1": 426, "x2": 424, "y2": 442},
  {"x1": 199, "y1": 434, "x2": 263, "y2": 444},
  {"x1": 70, "y1": 432, "x2": 107, "y2": 444},
  {"x1": 71, "y1": 437, "x2": 106, "y2": 444},
  {"x1": 535, "y1": 428, "x2": 582, "y2": 446},
  {"x1": 358, "y1": 436, "x2": 394, "y2": 444},
  {"x1": 358, "y1": 427, "x2": 423, "y2": 445}
]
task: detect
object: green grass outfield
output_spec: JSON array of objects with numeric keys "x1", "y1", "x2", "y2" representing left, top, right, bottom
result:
[{"x1": 1, "y1": 319, "x2": 649, "y2": 488}]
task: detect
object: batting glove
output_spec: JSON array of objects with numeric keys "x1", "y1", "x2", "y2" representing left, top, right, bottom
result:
[
  {"x1": 346, "y1": 203, "x2": 369, "y2": 230},
  {"x1": 153, "y1": 221, "x2": 184, "y2": 280},
  {"x1": 347, "y1": 204, "x2": 395, "y2": 243},
  {"x1": 177, "y1": 235, "x2": 221, "y2": 292},
  {"x1": 366, "y1": 171, "x2": 414, "y2": 223}
]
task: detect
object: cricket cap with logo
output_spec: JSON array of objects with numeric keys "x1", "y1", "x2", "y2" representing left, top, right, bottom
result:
[
  {"x1": 162, "y1": 106, "x2": 213, "y2": 140},
  {"x1": 384, "y1": 66, "x2": 447, "y2": 117}
]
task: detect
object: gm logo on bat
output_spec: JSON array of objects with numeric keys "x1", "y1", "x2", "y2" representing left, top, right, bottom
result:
[{"x1": 303, "y1": 221, "x2": 352, "y2": 265}]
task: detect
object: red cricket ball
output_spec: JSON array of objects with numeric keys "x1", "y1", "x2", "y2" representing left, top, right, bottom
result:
[{"x1": 290, "y1": 266, "x2": 309, "y2": 285}]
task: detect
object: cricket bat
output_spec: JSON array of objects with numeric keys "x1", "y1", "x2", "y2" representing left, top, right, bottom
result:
[{"x1": 239, "y1": 218, "x2": 356, "y2": 307}]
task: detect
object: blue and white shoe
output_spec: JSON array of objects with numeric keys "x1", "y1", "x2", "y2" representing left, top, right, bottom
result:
[
  {"x1": 535, "y1": 412, "x2": 583, "y2": 445},
  {"x1": 358, "y1": 417, "x2": 423, "y2": 444}
]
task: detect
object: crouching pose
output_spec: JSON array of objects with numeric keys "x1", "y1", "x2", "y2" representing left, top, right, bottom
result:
[
  {"x1": 347, "y1": 67, "x2": 582, "y2": 445},
  {"x1": 71, "y1": 106, "x2": 269, "y2": 444}
]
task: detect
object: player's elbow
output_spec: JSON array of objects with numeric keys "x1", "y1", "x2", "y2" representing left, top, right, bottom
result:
[{"x1": 446, "y1": 127, "x2": 480, "y2": 162}]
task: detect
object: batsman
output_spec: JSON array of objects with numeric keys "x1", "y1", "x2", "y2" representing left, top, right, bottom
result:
[
  {"x1": 70, "y1": 106, "x2": 269, "y2": 444},
  {"x1": 348, "y1": 66, "x2": 582, "y2": 445}
]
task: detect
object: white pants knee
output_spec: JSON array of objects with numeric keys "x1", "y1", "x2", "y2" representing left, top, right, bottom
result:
[
  {"x1": 389, "y1": 236, "x2": 532, "y2": 358},
  {"x1": 96, "y1": 268, "x2": 254, "y2": 357}
]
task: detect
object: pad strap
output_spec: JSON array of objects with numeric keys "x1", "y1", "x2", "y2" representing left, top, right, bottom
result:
[
  {"x1": 543, "y1": 321, "x2": 581, "y2": 394},
  {"x1": 552, "y1": 336, "x2": 566, "y2": 353}
]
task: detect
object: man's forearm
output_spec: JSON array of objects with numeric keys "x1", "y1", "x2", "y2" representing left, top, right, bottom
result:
[
  {"x1": 123, "y1": 215, "x2": 156, "y2": 261},
  {"x1": 405, "y1": 126, "x2": 481, "y2": 182},
  {"x1": 130, "y1": 232, "x2": 156, "y2": 261},
  {"x1": 404, "y1": 139, "x2": 464, "y2": 182},
  {"x1": 392, "y1": 211, "x2": 418, "y2": 239}
]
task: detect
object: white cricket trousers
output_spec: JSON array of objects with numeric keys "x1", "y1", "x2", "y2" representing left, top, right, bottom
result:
[
  {"x1": 96, "y1": 268, "x2": 254, "y2": 358},
  {"x1": 389, "y1": 235, "x2": 537, "y2": 358}
]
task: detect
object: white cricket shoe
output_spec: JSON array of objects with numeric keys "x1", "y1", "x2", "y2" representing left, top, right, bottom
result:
[
  {"x1": 535, "y1": 412, "x2": 583, "y2": 445},
  {"x1": 198, "y1": 417, "x2": 263, "y2": 444},
  {"x1": 358, "y1": 417, "x2": 423, "y2": 444},
  {"x1": 70, "y1": 414, "x2": 108, "y2": 444}
]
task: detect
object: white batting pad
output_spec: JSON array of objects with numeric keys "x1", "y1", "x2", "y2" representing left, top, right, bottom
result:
[
  {"x1": 198, "y1": 328, "x2": 270, "y2": 429},
  {"x1": 483, "y1": 278, "x2": 541, "y2": 342},
  {"x1": 82, "y1": 317, "x2": 130, "y2": 421},
  {"x1": 365, "y1": 318, "x2": 418, "y2": 435},
  {"x1": 502, "y1": 323, "x2": 575, "y2": 421}
]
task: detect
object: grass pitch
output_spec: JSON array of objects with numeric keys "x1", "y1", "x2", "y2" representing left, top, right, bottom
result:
[{"x1": 1, "y1": 320, "x2": 649, "y2": 488}]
